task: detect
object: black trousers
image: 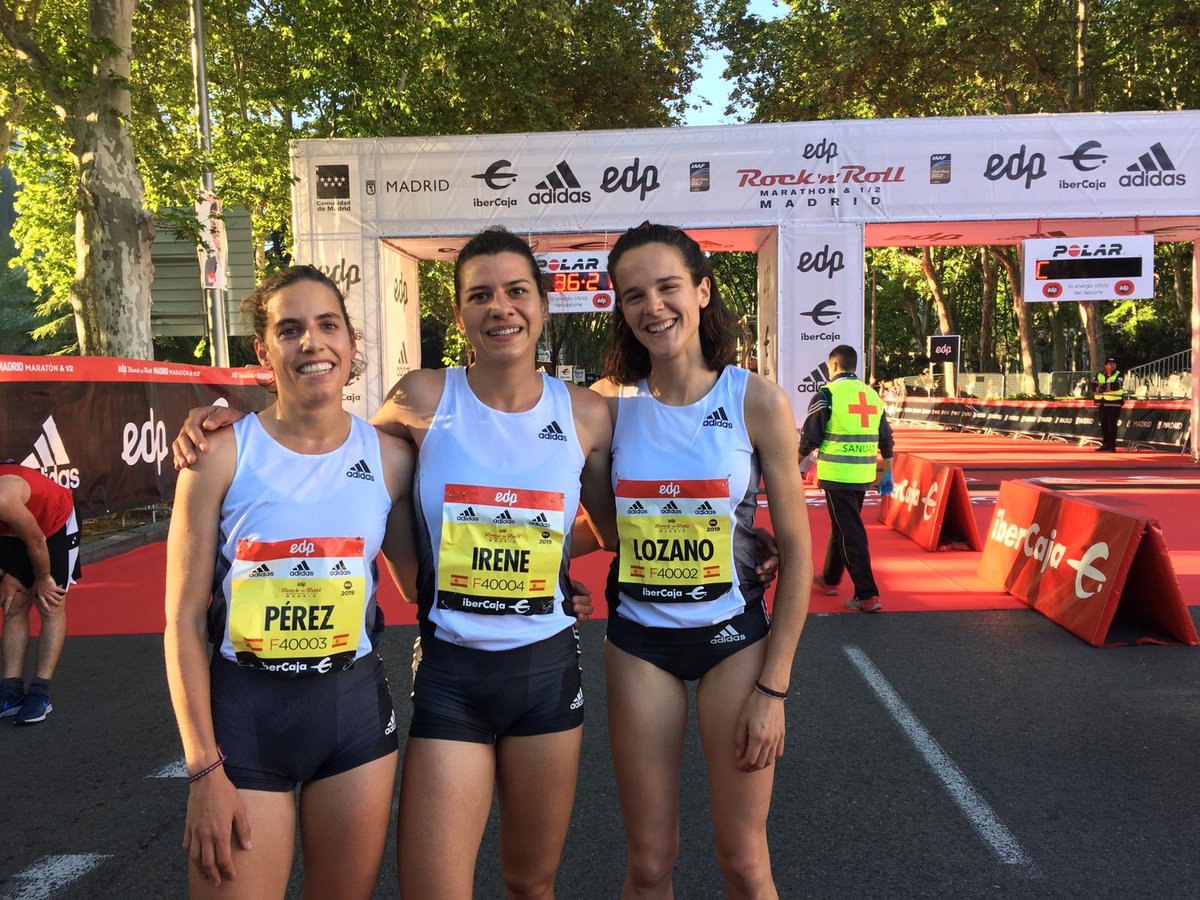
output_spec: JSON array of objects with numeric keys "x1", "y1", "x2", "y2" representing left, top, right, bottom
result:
[
  {"x1": 822, "y1": 488, "x2": 879, "y2": 600},
  {"x1": 1098, "y1": 404, "x2": 1120, "y2": 450}
]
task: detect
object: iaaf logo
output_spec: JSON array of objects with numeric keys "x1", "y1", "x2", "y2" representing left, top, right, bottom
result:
[
  {"x1": 121, "y1": 407, "x2": 169, "y2": 475},
  {"x1": 892, "y1": 478, "x2": 939, "y2": 522},
  {"x1": 989, "y1": 507, "x2": 1110, "y2": 600}
]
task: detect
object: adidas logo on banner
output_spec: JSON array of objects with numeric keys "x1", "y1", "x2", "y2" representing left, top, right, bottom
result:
[
  {"x1": 457, "y1": 507, "x2": 479, "y2": 522},
  {"x1": 493, "y1": 509, "x2": 515, "y2": 524},
  {"x1": 249, "y1": 563, "x2": 273, "y2": 578},
  {"x1": 289, "y1": 560, "x2": 314, "y2": 577},
  {"x1": 22, "y1": 415, "x2": 80, "y2": 488},
  {"x1": 797, "y1": 362, "x2": 831, "y2": 394},
  {"x1": 702, "y1": 407, "x2": 733, "y2": 428},
  {"x1": 538, "y1": 421, "x2": 568, "y2": 441},
  {"x1": 530, "y1": 513, "x2": 550, "y2": 527},
  {"x1": 1120, "y1": 142, "x2": 1186, "y2": 188},
  {"x1": 662, "y1": 500, "x2": 681, "y2": 514},
  {"x1": 329, "y1": 560, "x2": 351, "y2": 576},
  {"x1": 569, "y1": 687, "x2": 584, "y2": 710},
  {"x1": 626, "y1": 500, "x2": 648, "y2": 515},
  {"x1": 695, "y1": 501, "x2": 716, "y2": 515},
  {"x1": 346, "y1": 459, "x2": 375, "y2": 480},
  {"x1": 710, "y1": 623, "x2": 747, "y2": 645},
  {"x1": 530, "y1": 161, "x2": 592, "y2": 205}
]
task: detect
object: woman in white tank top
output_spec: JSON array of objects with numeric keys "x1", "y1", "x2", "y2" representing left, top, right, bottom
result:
[
  {"x1": 590, "y1": 224, "x2": 813, "y2": 898},
  {"x1": 165, "y1": 267, "x2": 417, "y2": 898}
]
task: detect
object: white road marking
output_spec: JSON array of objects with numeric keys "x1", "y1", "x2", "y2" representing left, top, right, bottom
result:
[
  {"x1": 148, "y1": 758, "x2": 188, "y2": 778},
  {"x1": 843, "y1": 645, "x2": 1035, "y2": 869},
  {"x1": 0, "y1": 854, "x2": 110, "y2": 900}
]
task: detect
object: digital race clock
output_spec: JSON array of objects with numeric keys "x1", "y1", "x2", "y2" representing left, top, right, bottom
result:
[
  {"x1": 537, "y1": 252, "x2": 614, "y2": 313},
  {"x1": 1021, "y1": 235, "x2": 1154, "y2": 302}
]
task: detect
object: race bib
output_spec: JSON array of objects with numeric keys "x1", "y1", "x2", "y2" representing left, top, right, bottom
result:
[
  {"x1": 616, "y1": 478, "x2": 733, "y2": 603},
  {"x1": 228, "y1": 536, "x2": 367, "y2": 676},
  {"x1": 437, "y1": 484, "x2": 565, "y2": 615}
]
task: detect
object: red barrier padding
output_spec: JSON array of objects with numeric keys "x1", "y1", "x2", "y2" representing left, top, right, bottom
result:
[
  {"x1": 977, "y1": 480, "x2": 1199, "y2": 647},
  {"x1": 877, "y1": 452, "x2": 982, "y2": 551},
  {"x1": 0, "y1": 354, "x2": 268, "y2": 385}
]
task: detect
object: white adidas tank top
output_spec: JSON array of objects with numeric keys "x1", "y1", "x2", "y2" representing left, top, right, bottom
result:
[
  {"x1": 609, "y1": 365, "x2": 764, "y2": 628},
  {"x1": 415, "y1": 368, "x2": 583, "y2": 651},
  {"x1": 211, "y1": 414, "x2": 393, "y2": 675}
]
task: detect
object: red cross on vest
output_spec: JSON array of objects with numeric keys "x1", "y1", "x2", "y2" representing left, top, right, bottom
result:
[{"x1": 847, "y1": 392, "x2": 879, "y2": 428}]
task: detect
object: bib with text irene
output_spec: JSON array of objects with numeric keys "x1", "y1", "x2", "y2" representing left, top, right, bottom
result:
[{"x1": 436, "y1": 483, "x2": 565, "y2": 615}]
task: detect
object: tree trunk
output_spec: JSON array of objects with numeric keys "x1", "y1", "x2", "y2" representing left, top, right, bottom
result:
[
  {"x1": 1075, "y1": 0, "x2": 1090, "y2": 111},
  {"x1": 1171, "y1": 244, "x2": 1191, "y2": 318},
  {"x1": 898, "y1": 289, "x2": 925, "y2": 343},
  {"x1": 1051, "y1": 304, "x2": 1066, "y2": 371},
  {"x1": 992, "y1": 247, "x2": 1035, "y2": 385},
  {"x1": 920, "y1": 245, "x2": 956, "y2": 335},
  {"x1": 1078, "y1": 301, "x2": 1103, "y2": 373},
  {"x1": 979, "y1": 247, "x2": 997, "y2": 371},
  {"x1": 0, "y1": 94, "x2": 26, "y2": 168},
  {"x1": 67, "y1": 0, "x2": 154, "y2": 358}
]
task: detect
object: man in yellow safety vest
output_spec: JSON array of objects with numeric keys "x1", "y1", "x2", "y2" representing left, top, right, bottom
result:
[
  {"x1": 1090, "y1": 358, "x2": 1125, "y2": 452},
  {"x1": 798, "y1": 345, "x2": 894, "y2": 613}
]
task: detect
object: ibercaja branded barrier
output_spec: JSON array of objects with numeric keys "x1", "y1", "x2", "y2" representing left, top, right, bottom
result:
[
  {"x1": 0, "y1": 355, "x2": 271, "y2": 517},
  {"x1": 876, "y1": 452, "x2": 981, "y2": 551},
  {"x1": 977, "y1": 480, "x2": 1198, "y2": 647}
]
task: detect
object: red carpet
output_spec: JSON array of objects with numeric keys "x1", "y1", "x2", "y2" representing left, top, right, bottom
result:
[{"x1": 39, "y1": 427, "x2": 1200, "y2": 636}]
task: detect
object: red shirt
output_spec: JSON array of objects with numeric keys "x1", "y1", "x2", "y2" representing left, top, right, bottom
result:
[{"x1": 0, "y1": 464, "x2": 74, "y2": 537}]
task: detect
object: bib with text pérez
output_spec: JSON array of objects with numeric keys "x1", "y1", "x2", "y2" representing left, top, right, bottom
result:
[
  {"x1": 616, "y1": 478, "x2": 733, "y2": 603},
  {"x1": 228, "y1": 536, "x2": 367, "y2": 676},
  {"x1": 437, "y1": 483, "x2": 565, "y2": 616}
]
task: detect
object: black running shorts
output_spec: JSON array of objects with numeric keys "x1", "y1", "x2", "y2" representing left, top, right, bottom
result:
[
  {"x1": 606, "y1": 604, "x2": 769, "y2": 682},
  {"x1": 210, "y1": 652, "x2": 399, "y2": 792},
  {"x1": 0, "y1": 509, "x2": 81, "y2": 591},
  {"x1": 409, "y1": 626, "x2": 584, "y2": 744}
]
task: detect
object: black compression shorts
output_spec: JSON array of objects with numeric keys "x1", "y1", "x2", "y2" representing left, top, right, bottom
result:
[
  {"x1": 210, "y1": 652, "x2": 398, "y2": 792},
  {"x1": 606, "y1": 604, "x2": 769, "y2": 682},
  {"x1": 409, "y1": 626, "x2": 583, "y2": 744},
  {"x1": 0, "y1": 509, "x2": 81, "y2": 591}
]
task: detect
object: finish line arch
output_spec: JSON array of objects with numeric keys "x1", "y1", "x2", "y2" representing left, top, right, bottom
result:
[{"x1": 288, "y1": 111, "x2": 1200, "y2": 455}]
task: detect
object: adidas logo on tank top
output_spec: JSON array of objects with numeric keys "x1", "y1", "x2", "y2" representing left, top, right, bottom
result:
[
  {"x1": 538, "y1": 420, "x2": 568, "y2": 441},
  {"x1": 346, "y1": 459, "x2": 375, "y2": 480},
  {"x1": 702, "y1": 406, "x2": 733, "y2": 428}
]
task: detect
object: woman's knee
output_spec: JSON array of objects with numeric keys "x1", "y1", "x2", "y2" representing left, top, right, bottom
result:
[
  {"x1": 501, "y1": 864, "x2": 557, "y2": 900},
  {"x1": 625, "y1": 831, "x2": 679, "y2": 891},
  {"x1": 714, "y1": 837, "x2": 773, "y2": 895}
]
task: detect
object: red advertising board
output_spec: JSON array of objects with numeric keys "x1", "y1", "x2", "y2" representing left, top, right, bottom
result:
[
  {"x1": 877, "y1": 453, "x2": 981, "y2": 551},
  {"x1": 978, "y1": 480, "x2": 1198, "y2": 647}
]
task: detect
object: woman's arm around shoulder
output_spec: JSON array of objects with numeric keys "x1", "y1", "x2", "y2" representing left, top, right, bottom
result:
[
  {"x1": 372, "y1": 367, "x2": 448, "y2": 446},
  {"x1": 376, "y1": 428, "x2": 418, "y2": 602},
  {"x1": 568, "y1": 383, "x2": 617, "y2": 551}
]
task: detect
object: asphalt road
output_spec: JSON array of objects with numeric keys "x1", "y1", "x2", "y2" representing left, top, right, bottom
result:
[{"x1": 3, "y1": 609, "x2": 1199, "y2": 899}]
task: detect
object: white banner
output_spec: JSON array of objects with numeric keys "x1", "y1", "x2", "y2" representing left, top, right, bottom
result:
[
  {"x1": 292, "y1": 112, "x2": 1200, "y2": 239},
  {"x1": 777, "y1": 224, "x2": 866, "y2": 426},
  {"x1": 379, "y1": 243, "x2": 421, "y2": 388}
]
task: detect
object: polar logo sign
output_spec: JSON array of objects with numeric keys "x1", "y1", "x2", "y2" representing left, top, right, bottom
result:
[
  {"x1": 892, "y1": 479, "x2": 939, "y2": 522},
  {"x1": 1051, "y1": 242, "x2": 1123, "y2": 258},
  {"x1": 601, "y1": 157, "x2": 660, "y2": 201},
  {"x1": 122, "y1": 408, "x2": 169, "y2": 475},
  {"x1": 988, "y1": 507, "x2": 1109, "y2": 600},
  {"x1": 541, "y1": 257, "x2": 601, "y2": 272},
  {"x1": 800, "y1": 299, "x2": 841, "y2": 326},
  {"x1": 984, "y1": 144, "x2": 1046, "y2": 189},
  {"x1": 796, "y1": 245, "x2": 845, "y2": 279}
]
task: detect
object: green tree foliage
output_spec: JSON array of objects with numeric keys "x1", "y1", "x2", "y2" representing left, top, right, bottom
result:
[{"x1": 717, "y1": 0, "x2": 1200, "y2": 383}]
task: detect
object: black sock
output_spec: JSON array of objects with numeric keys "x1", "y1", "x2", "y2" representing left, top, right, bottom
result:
[
  {"x1": 1, "y1": 677, "x2": 23, "y2": 698},
  {"x1": 28, "y1": 678, "x2": 51, "y2": 696}
]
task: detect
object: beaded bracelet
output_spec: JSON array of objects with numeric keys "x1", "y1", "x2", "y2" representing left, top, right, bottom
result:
[
  {"x1": 187, "y1": 747, "x2": 227, "y2": 784},
  {"x1": 754, "y1": 680, "x2": 788, "y2": 700}
]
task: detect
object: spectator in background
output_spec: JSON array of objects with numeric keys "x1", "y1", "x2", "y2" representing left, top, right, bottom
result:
[
  {"x1": 0, "y1": 460, "x2": 80, "y2": 725},
  {"x1": 1091, "y1": 358, "x2": 1125, "y2": 452},
  {"x1": 799, "y1": 346, "x2": 894, "y2": 612}
]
